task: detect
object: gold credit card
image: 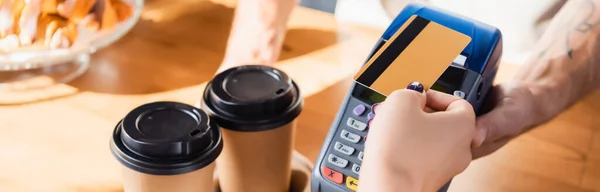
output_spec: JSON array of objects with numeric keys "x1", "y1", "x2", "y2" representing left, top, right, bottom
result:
[{"x1": 353, "y1": 15, "x2": 471, "y2": 96}]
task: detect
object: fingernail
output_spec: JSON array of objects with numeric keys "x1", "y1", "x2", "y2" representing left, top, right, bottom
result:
[
  {"x1": 473, "y1": 128, "x2": 487, "y2": 147},
  {"x1": 371, "y1": 103, "x2": 380, "y2": 114},
  {"x1": 406, "y1": 82, "x2": 424, "y2": 93}
]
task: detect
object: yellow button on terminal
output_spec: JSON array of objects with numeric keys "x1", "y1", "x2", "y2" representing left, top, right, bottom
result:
[{"x1": 346, "y1": 176, "x2": 359, "y2": 191}]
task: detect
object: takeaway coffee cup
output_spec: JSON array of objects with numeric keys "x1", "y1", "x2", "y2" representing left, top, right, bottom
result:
[
  {"x1": 110, "y1": 101, "x2": 223, "y2": 192},
  {"x1": 202, "y1": 65, "x2": 303, "y2": 192}
]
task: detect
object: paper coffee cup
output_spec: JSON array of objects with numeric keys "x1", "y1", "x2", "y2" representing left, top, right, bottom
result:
[
  {"x1": 202, "y1": 65, "x2": 303, "y2": 192},
  {"x1": 110, "y1": 101, "x2": 223, "y2": 192}
]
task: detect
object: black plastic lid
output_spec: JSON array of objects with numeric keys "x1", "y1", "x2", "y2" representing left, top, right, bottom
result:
[
  {"x1": 202, "y1": 65, "x2": 303, "y2": 132},
  {"x1": 109, "y1": 101, "x2": 223, "y2": 175}
]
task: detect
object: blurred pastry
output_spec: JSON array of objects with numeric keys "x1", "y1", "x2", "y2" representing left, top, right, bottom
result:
[
  {"x1": 80, "y1": 13, "x2": 98, "y2": 31},
  {"x1": 0, "y1": 34, "x2": 20, "y2": 51},
  {"x1": 36, "y1": 13, "x2": 67, "y2": 45},
  {"x1": 48, "y1": 27, "x2": 69, "y2": 48},
  {"x1": 57, "y1": 0, "x2": 96, "y2": 22},
  {"x1": 10, "y1": 0, "x2": 26, "y2": 34},
  {"x1": 44, "y1": 20, "x2": 58, "y2": 44},
  {"x1": 111, "y1": 0, "x2": 130, "y2": 22},
  {"x1": 60, "y1": 23, "x2": 77, "y2": 43},
  {"x1": 0, "y1": 0, "x2": 20, "y2": 37},
  {"x1": 18, "y1": 0, "x2": 42, "y2": 45},
  {"x1": 41, "y1": 0, "x2": 62, "y2": 14},
  {"x1": 94, "y1": 0, "x2": 117, "y2": 30},
  {"x1": 0, "y1": 0, "x2": 133, "y2": 51}
]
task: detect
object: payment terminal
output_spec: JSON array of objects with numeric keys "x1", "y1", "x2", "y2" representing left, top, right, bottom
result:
[{"x1": 310, "y1": 3, "x2": 503, "y2": 192}]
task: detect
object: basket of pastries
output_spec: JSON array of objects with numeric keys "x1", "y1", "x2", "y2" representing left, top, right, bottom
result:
[{"x1": 0, "y1": 0, "x2": 141, "y2": 70}]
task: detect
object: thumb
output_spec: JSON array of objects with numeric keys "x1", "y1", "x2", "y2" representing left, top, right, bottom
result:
[
  {"x1": 380, "y1": 82, "x2": 427, "y2": 113},
  {"x1": 472, "y1": 87, "x2": 536, "y2": 147},
  {"x1": 472, "y1": 108, "x2": 501, "y2": 148}
]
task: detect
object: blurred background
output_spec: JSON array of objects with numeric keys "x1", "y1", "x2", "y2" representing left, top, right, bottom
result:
[{"x1": 307, "y1": 0, "x2": 561, "y2": 64}]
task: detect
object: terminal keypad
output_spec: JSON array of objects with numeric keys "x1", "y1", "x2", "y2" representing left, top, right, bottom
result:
[{"x1": 321, "y1": 97, "x2": 374, "y2": 191}]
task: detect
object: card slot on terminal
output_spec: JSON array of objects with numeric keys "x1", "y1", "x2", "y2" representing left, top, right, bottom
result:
[{"x1": 431, "y1": 54, "x2": 469, "y2": 94}]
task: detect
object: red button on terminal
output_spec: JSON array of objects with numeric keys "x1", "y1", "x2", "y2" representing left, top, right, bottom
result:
[{"x1": 322, "y1": 166, "x2": 344, "y2": 184}]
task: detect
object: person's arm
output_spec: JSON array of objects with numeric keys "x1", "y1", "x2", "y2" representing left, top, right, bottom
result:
[
  {"x1": 520, "y1": 0, "x2": 600, "y2": 117},
  {"x1": 218, "y1": 0, "x2": 299, "y2": 72},
  {"x1": 473, "y1": 0, "x2": 600, "y2": 157}
]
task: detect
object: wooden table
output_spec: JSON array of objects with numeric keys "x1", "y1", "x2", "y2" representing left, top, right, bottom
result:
[{"x1": 0, "y1": 0, "x2": 599, "y2": 191}]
